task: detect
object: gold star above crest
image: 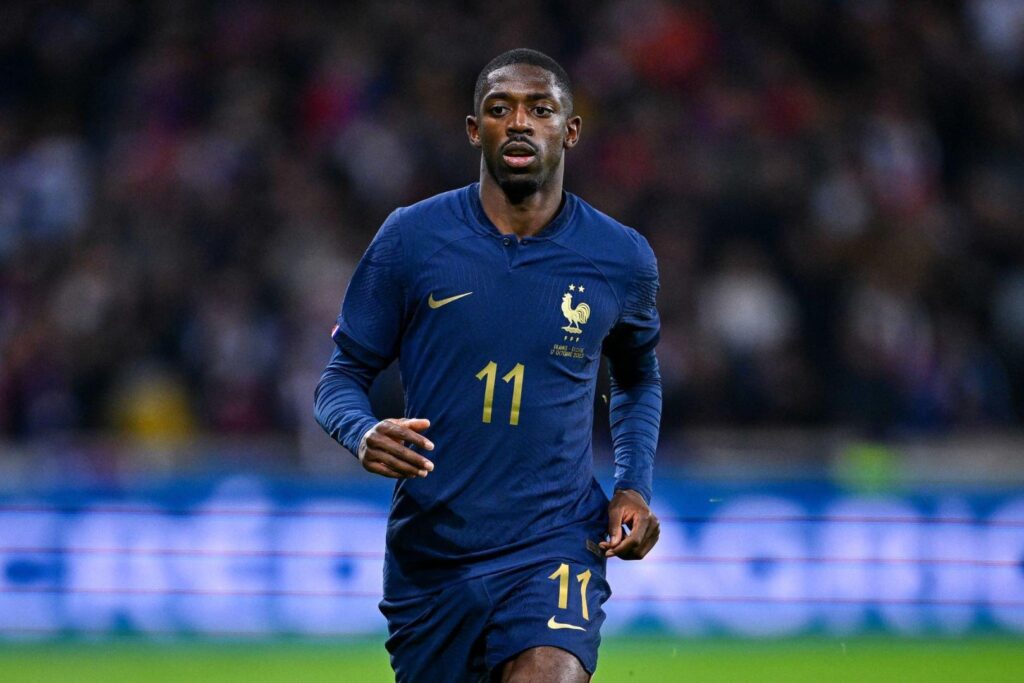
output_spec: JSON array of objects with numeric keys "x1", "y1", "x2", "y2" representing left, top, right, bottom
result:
[
  {"x1": 568, "y1": 283, "x2": 576, "y2": 291},
  {"x1": 578, "y1": 285, "x2": 585, "y2": 292}
]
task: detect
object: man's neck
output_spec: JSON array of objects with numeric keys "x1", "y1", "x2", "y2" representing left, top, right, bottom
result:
[{"x1": 478, "y1": 169, "x2": 565, "y2": 239}]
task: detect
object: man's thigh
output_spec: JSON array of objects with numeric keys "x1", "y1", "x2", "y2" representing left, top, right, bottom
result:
[
  {"x1": 483, "y1": 556, "x2": 611, "y2": 678},
  {"x1": 497, "y1": 645, "x2": 590, "y2": 683},
  {"x1": 380, "y1": 578, "x2": 491, "y2": 683}
]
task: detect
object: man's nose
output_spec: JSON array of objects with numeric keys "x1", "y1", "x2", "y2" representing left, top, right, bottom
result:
[{"x1": 507, "y1": 105, "x2": 533, "y2": 134}]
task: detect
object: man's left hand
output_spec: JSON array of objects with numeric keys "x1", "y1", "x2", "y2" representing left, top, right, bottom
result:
[{"x1": 600, "y1": 489, "x2": 660, "y2": 559}]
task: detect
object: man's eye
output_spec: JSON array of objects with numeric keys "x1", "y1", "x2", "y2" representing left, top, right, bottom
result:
[
  {"x1": 490, "y1": 106, "x2": 509, "y2": 116},
  {"x1": 533, "y1": 106, "x2": 553, "y2": 116}
]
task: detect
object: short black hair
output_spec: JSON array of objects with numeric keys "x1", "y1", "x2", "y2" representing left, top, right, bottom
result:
[{"x1": 473, "y1": 48, "x2": 573, "y2": 114}]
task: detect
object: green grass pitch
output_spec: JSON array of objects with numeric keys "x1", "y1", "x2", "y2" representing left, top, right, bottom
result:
[{"x1": 1, "y1": 637, "x2": 1021, "y2": 682}]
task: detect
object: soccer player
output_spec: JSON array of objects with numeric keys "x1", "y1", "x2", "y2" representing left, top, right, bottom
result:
[{"x1": 315, "y1": 48, "x2": 662, "y2": 683}]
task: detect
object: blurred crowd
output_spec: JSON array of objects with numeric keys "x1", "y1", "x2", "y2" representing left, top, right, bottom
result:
[{"x1": 1, "y1": 0, "x2": 1023, "y2": 453}]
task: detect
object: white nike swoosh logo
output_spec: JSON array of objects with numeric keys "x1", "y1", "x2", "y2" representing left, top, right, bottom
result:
[
  {"x1": 547, "y1": 616, "x2": 586, "y2": 631},
  {"x1": 427, "y1": 291, "x2": 473, "y2": 309}
]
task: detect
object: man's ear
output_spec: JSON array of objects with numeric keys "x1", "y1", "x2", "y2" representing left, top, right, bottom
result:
[
  {"x1": 564, "y1": 115, "x2": 582, "y2": 149},
  {"x1": 466, "y1": 115, "x2": 481, "y2": 149}
]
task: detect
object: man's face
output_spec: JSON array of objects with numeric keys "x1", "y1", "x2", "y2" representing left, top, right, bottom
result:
[{"x1": 467, "y1": 64, "x2": 581, "y2": 200}]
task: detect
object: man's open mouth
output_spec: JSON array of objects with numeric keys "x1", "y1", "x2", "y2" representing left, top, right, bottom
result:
[{"x1": 502, "y1": 142, "x2": 536, "y2": 168}]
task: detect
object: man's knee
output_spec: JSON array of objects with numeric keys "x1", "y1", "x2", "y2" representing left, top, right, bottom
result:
[{"x1": 499, "y1": 646, "x2": 590, "y2": 683}]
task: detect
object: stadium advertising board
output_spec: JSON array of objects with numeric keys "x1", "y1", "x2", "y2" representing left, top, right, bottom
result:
[{"x1": 1, "y1": 476, "x2": 1021, "y2": 638}]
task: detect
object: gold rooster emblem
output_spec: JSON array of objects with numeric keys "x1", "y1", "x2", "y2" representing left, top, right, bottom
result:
[{"x1": 561, "y1": 286, "x2": 591, "y2": 334}]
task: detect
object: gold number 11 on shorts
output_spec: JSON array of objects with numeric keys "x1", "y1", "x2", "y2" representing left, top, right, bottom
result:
[{"x1": 548, "y1": 562, "x2": 591, "y2": 621}]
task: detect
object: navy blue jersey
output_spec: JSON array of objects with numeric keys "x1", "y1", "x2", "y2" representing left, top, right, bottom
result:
[{"x1": 320, "y1": 184, "x2": 660, "y2": 598}]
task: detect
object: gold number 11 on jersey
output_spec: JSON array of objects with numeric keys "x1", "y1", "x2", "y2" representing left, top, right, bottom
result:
[{"x1": 475, "y1": 361, "x2": 525, "y2": 425}]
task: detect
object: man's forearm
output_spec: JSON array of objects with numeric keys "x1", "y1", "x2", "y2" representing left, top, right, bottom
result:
[
  {"x1": 608, "y1": 349, "x2": 662, "y2": 504},
  {"x1": 314, "y1": 345, "x2": 383, "y2": 457}
]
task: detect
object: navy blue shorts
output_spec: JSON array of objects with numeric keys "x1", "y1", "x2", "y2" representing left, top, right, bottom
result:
[{"x1": 379, "y1": 555, "x2": 611, "y2": 682}]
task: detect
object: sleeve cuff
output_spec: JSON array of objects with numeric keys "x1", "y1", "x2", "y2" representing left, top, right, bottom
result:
[
  {"x1": 344, "y1": 415, "x2": 382, "y2": 459},
  {"x1": 613, "y1": 480, "x2": 652, "y2": 505}
]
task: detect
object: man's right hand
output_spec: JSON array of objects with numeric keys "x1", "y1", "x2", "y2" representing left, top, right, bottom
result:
[{"x1": 358, "y1": 418, "x2": 435, "y2": 478}]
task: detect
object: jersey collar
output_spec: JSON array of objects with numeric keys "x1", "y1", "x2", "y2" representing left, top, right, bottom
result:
[{"x1": 462, "y1": 183, "x2": 577, "y2": 242}]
